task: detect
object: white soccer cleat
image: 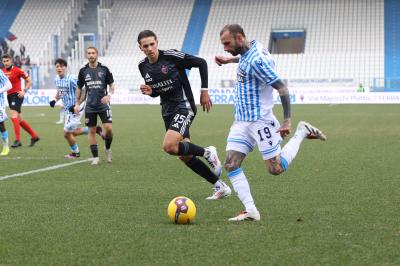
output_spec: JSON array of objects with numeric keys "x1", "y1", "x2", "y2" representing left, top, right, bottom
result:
[
  {"x1": 297, "y1": 121, "x2": 327, "y2": 141},
  {"x1": 91, "y1": 157, "x2": 100, "y2": 165},
  {"x1": 55, "y1": 120, "x2": 63, "y2": 124},
  {"x1": 206, "y1": 181, "x2": 232, "y2": 200},
  {"x1": 228, "y1": 210, "x2": 261, "y2": 222},
  {"x1": 105, "y1": 149, "x2": 112, "y2": 163},
  {"x1": 204, "y1": 146, "x2": 222, "y2": 177}
]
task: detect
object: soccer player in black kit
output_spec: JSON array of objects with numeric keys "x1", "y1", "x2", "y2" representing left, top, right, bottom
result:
[
  {"x1": 74, "y1": 47, "x2": 114, "y2": 165},
  {"x1": 138, "y1": 30, "x2": 231, "y2": 200}
]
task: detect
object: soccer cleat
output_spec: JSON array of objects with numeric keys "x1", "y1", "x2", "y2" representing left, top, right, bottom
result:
[
  {"x1": 91, "y1": 157, "x2": 100, "y2": 165},
  {"x1": 0, "y1": 147, "x2": 10, "y2": 156},
  {"x1": 204, "y1": 146, "x2": 222, "y2": 177},
  {"x1": 206, "y1": 181, "x2": 232, "y2": 200},
  {"x1": 11, "y1": 140, "x2": 22, "y2": 148},
  {"x1": 105, "y1": 149, "x2": 112, "y2": 163},
  {"x1": 29, "y1": 137, "x2": 40, "y2": 147},
  {"x1": 55, "y1": 120, "x2": 63, "y2": 124},
  {"x1": 64, "y1": 152, "x2": 80, "y2": 159},
  {"x1": 228, "y1": 210, "x2": 261, "y2": 222},
  {"x1": 96, "y1": 126, "x2": 105, "y2": 140},
  {"x1": 297, "y1": 121, "x2": 327, "y2": 141}
]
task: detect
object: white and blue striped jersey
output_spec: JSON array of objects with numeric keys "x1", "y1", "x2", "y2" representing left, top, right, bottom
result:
[
  {"x1": 234, "y1": 40, "x2": 280, "y2": 121},
  {"x1": 54, "y1": 74, "x2": 78, "y2": 111},
  {"x1": 0, "y1": 70, "x2": 9, "y2": 108}
]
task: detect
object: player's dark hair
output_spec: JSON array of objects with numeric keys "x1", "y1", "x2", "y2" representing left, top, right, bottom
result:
[
  {"x1": 1, "y1": 54, "x2": 12, "y2": 60},
  {"x1": 137, "y1": 30, "x2": 157, "y2": 44},
  {"x1": 87, "y1": 46, "x2": 98, "y2": 54},
  {"x1": 54, "y1": 58, "x2": 67, "y2": 66},
  {"x1": 220, "y1": 24, "x2": 246, "y2": 38}
]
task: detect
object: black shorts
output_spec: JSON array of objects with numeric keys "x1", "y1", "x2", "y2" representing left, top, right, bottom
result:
[
  {"x1": 163, "y1": 110, "x2": 194, "y2": 139},
  {"x1": 7, "y1": 93, "x2": 24, "y2": 113},
  {"x1": 85, "y1": 109, "x2": 112, "y2": 127}
]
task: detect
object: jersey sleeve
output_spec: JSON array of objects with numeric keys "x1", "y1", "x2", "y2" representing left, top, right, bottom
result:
[
  {"x1": 77, "y1": 69, "x2": 85, "y2": 89},
  {"x1": 18, "y1": 68, "x2": 29, "y2": 79},
  {"x1": 166, "y1": 50, "x2": 208, "y2": 88},
  {"x1": 105, "y1": 67, "x2": 114, "y2": 85},
  {"x1": 138, "y1": 63, "x2": 145, "y2": 78},
  {"x1": 252, "y1": 58, "x2": 280, "y2": 86}
]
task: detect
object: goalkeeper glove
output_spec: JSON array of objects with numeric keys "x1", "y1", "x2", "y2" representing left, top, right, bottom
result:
[{"x1": 49, "y1": 100, "x2": 56, "y2": 108}]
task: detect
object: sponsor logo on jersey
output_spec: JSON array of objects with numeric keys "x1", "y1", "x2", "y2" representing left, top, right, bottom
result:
[
  {"x1": 171, "y1": 123, "x2": 179, "y2": 128},
  {"x1": 150, "y1": 79, "x2": 174, "y2": 91},
  {"x1": 161, "y1": 65, "x2": 169, "y2": 74}
]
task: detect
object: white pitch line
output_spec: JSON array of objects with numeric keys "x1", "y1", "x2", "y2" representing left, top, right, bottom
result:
[
  {"x1": 0, "y1": 158, "x2": 92, "y2": 181},
  {"x1": 1, "y1": 157, "x2": 61, "y2": 160}
]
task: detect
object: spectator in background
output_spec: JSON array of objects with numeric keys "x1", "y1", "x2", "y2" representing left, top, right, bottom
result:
[
  {"x1": 9, "y1": 48, "x2": 15, "y2": 59},
  {"x1": 14, "y1": 55, "x2": 22, "y2": 68},
  {"x1": 20, "y1": 44, "x2": 25, "y2": 57}
]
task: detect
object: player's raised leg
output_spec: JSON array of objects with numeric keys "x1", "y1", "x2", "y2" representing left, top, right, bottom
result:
[
  {"x1": 163, "y1": 130, "x2": 231, "y2": 199},
  {"x1": 267, "y1": 121, "x2": 327, "y2": 175},
  {"x1": 164, "y1": 130, "x2": 222, "y2": 177},
  {"x1": 64, "y1": 126, "x2": 89, "y2": 158}
]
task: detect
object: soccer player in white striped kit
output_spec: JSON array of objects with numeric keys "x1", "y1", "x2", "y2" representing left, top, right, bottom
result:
[
  {"x1": 0, "y1": 70, "x2": 12, "y2": 156},
  {"x1": 216, "y1": 24, "x2": 327, "y2": 221}
]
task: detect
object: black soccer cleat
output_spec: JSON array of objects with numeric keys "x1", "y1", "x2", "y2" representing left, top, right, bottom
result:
[
  {"x1": 29, "y1": 137, "x2": 40, "y2": 147},
  {"x1": 11, "y1": 140, "x2": 22, "y2": 148}
]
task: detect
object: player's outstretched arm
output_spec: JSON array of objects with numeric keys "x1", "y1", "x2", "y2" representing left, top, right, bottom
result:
[
  {"x1": 271, "y1": 79, "x2": 291, "y2": 138},
  {"x1": 215, "y1": 55, "x2": 239, "y2": 66}
]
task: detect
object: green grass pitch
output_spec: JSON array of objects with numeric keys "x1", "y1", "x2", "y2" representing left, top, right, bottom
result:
[{"x1": 0, "y1": 104, "x2": 399, "y2": 265}]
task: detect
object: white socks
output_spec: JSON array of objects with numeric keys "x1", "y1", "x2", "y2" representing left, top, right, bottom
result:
[
  {"x1": 280, "y1": 128, "x2": 306, "y2": 167},
  {"x1": 59, "y1": 108, "x2": 65, "y2": 121},
  {"x1": 228, "y1": 168, "x2": 258, "y2": 213}
]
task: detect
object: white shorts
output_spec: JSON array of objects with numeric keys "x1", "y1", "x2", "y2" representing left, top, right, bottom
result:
[
  {"x1": 0, "y1": 106, "x2": 7, "y2": 123},
  {"x1": 64, "y1": 110, "x2": 83, "y2": 132},
  {"x1": 226, "y1": 113, "x2": 283, "y2": 160}
]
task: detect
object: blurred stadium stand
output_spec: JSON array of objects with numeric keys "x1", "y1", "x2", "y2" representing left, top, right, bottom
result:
[{"x1": 0, "y1": 0, "x2": 398, "y2": 92}]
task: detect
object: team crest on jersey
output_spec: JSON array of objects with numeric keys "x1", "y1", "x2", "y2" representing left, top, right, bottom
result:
[
  {"x1": 98, "y1": 71, "x2": 104, "y2": 78},
  {"x1": 161, "y1": 65, "x2": 169, "y2": 74}
]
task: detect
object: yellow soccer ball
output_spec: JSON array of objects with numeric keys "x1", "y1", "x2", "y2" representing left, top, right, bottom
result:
[{"x1": 167, "y1": 196, "x2": 196, "y2": 224}]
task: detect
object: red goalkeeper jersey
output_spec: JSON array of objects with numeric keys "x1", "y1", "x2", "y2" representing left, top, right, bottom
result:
[{"x1": 1, "y1": 66, "x2": 29, "y2": 95}]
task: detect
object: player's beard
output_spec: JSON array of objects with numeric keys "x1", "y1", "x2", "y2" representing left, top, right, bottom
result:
[{"x1": 88, "y1": 57, "x2": 97, "y2": 64}]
